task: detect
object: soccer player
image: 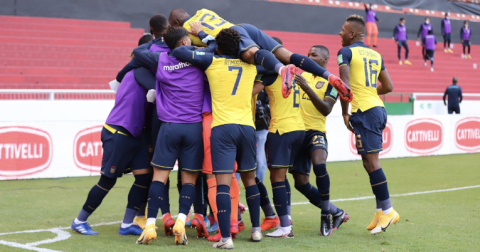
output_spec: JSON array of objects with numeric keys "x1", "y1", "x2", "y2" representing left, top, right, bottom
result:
[
  {"x1": 461, "y1": 21, "x2": 472, "y2": 59},
  {"x1": 291, "y1": 45, "x2": 349, "y2": 236},
  {"x1": 443, "y1": 77, "x2": 463, "y2": 114},
  {"x1": 417, "y1": 17, "x2": 432, "y2": 60},
  {"x1": 364, "y1": 3, "x2": 380, "y2": 47},
  {"x1": 71, "y1": 36, "x2": 156, "y2": 237},
  {"x1": 393, "y1": 18, "x2": 411, "y2": 65},
  {"x1": 337, "y1": 14, "x2": 399, "y2": 235},
  {"x1": 168, "y1": 8, "x2": 352, "y2": 102},
  {"x1": 173, "y1": 28, "x2": 262, "y2": 249},
  {"x1": 441, "y1": 13, "x2": 453, "y2": 53},
  {"x1": 424, "y1": 30, "x2": 437, "y2": 72},
  {"x1": 132, "y1": 26, "x2": 215, "y2": 245}
]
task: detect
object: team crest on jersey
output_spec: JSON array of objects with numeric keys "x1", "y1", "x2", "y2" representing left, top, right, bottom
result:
[
  {"x1": 110, "y1": 166, "x2": 117, "y2": 174},
  {"x1": 315, "y1": 81, "x2": 325, "y2": 89}
]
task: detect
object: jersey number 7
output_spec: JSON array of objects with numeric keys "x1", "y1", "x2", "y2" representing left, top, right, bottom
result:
[
  {"x1": 229, "y1": 66, "x2": 243, "y2": 95},
  {"x1": 362, "y1": 58, "x2": 378, "y2": 88}
]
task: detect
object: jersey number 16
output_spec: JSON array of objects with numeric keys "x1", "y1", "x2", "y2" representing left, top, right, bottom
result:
[{"x1": 362, "y1": 58, "x2": 378, "y2": 88}]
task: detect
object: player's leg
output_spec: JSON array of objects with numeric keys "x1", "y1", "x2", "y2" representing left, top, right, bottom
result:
[
  {"x1": 285, "y1": 176, "x2": 292, "y2": 223},
  {"x1": 429, "y1": 50, "x2": 434, "y2": 71},
  {"x1": 463, "y1": 41, "x2": 466, "y2": 58},
  {"x1": 230, "y1": 172, "x2": 240, "y2": 237},
  {"x1": 372, "y1": 23, "x2": 378, "y2": 47},
  {"x1": 366, "y1": 23, "x2": 372, "y2": 46},
  {"x1": 397, "y1": 42, "x2": 402, "y2": 63},
  {"x1": 256, "y1": 177, "x2": 280, "y2": 231},
  {"x1": 467, "y1": 42, "x2": 471, "y2": 57},
  {"x1": 190, "y1": 173, "x2": 209, "y2": 238},
  {"x1": 448, "y1": 106, "x2": 454, "y2": 114},
  {"x1": 403, "y1": 41, "x2": 411, "y2": 65},
  {"x1": 255, "y1": 129, "x2": 268, "y2": 182}
]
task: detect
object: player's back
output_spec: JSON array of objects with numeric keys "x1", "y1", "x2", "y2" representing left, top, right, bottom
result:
[
  {"x1": 183, "y1": 9, "x2": 234, "y2": 46},
  {"x1": 205, "y1": 55, "x2": 257, "y2": 128},
  {"x1": 338, "y1": 42, "x2": 384, "y2": 113}
]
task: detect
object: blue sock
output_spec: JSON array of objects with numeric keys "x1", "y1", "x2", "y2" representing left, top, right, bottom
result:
[
  {"x1": 122, "y1": 208, "x2": 137, "y2": 225},
  {"x1": 272, "y1": 181, "x2": 289, "y2": 227},
  {"x1": 369, "y1": 168, "x2": 392, "y2": 211},
  {"x1": 245, "y1": 185, "x2": 261, "y2": 228},
  {"x1": 290, "y1": 53, "x2": 331, "y2": 79},
  {"x1": 194, "y1": 176, "x2": 204, "y2": 214},
  {"x1": 216, "y1": 185, "x2": 231, "y2": 238},
  {"x1": 127, "y1": 174, "x2": 151, "y2": 211},
  {"x1": 313, "y1": 164, "x2": 330, "y2": 214},
  {"x1": 160, "y1": 178, "x2": 170, "y2": 215},
  {"x1": 330, "y1": 203, "x2": 341, "y2": 215},
  {"x1": 147, "y1": 181, "x2": 165, "y2": 219},
  {"x1": 256, "y1": 177, "x2": 276, "y2": 217},
  {"x1": 254, "y1": 49, "x2": 284, "y2": 74},
  {"x1": 179, "y1": 183, "x2": 195, "y2": 216},
  {"x1": 285, "y1": 177, "x2": 291, "y2": 216},
  {"x1": 295, "y1": 182, "x2": 322, "y2": 208},
  {"x1": 80, "y1": 175, "x2": 117, "y2": 218}
]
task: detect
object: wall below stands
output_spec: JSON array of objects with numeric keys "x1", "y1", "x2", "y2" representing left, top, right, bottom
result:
[{"x1": 0, "y1": 0, "x2": 479, "y2": 44}]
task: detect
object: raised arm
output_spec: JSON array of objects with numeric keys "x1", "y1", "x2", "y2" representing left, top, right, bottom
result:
[{"x1": 171, "y1": 45, "x2": 214, "y2": 70}]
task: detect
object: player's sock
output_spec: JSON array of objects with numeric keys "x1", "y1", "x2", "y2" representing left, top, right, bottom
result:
[
  {"x1": 160, "y1": 178, "x2": 170, "y2": 215},
  {"x1": 256, "y1": 177, "x2": 276, "y2": 217},
  {"x1": 369, "y1": 168, "x2": 392, "y2": 214},
  {"x1": 194, "y1": 176, "x2": 204, "y2": 215},
  {"x1": 253, "y1": 49, "x2": 284, "y2": 75},
  {"x1": 313, "y1": 164, "x2": 330, "y2": 214},
  {"x1": 245, "y1": 185, "x2": 261, "y2": 228},
  {"x1": 216, "y1": 185, "x2": 231, "y2": 238},
  {"x1": 179, "y1": 183, "x2": 195, "y2": 216},
  {"x1": 272, "y1": 181, "x2": 289, "y2": 227},
  {"x1": 238, "y1": 208, "x2": 242, "y2": 221},
  {"x1": 290, "y1": 54, "x2": 331, "y2": 80},
  {"x1": 285, "y1": 177, "x2": 291, "y2": 216},
  {"x1": 121, "y1": 208, "x2": 137, "y2": 228},
  {"x1": 295, "y1": 182, "x2": 322, "y2": 208},
  {"x1": 124, "y1": 173, "x2": 151, "y2": 226},
  {"x1": 207, "y1": 178, "x2": 218, "y2": 222},
  {"x1": 230, "y1": 174, "x2": 240, "y2": 221},
  {"x1": 147, "y1": 181, "x2": 165, "y2": 221},
  {"x1": 78, "y1": 175, "x2": 117, "y2": 221},
  {"x1": 136, "y1": 203, "x2": 146, "y2": 218},
  {"x1": 376, "y1": 198, "x2": 381, "y2": 212},
  {"x1": 329, "y1": 202, "x2": 341, "y2": 215}
]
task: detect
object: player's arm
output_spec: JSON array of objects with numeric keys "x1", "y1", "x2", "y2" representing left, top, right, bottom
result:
[
  {"x1": 443, "y1": 88, "x2": 448, "y2": 105},
  {"x1": 171, "y1": 46, "x2": 214, "y2": 70},
  {"x1": 252, "y1": 74, "x2": 267, "y2": 96},
  {"x1": 133, "y1": 67, "x2": 156, "y2": 91},
  {"x1": 417, "y1": 25, "x2": 422, "y2": 40},
  {"x1": 189, "y1": 21, "x2": 218, "y2": 53},
  {"x1": 441, "y1": 21, "x2": 445, "y2": 35},
  {"x1": 337, "y1": 47, "x2": 354, "y2": 132},
  {"x1": 132, "y1": 43, "x2": 161, "y2": 71},
  {"x1": 459, "y1": 87, "x2": 463, "y2": 103},
  {"x1": 393, "y1": 26, "x2": 398, "y2": 41},
  {"x1": 460, "y1": 28, "x2": 464, "y2": 42},
  {"x1": 253, "y1": 74, "x2": 276, "y2": 96},
  {"x1": 294, "y1": 74, "x2": 336, "y2": 116},
  {"x1": 115, "y1": 42, "x2": 154, "y2": 82},
  {"x1": 377, "y1": 58, "x2": 393, "y2": 95}
]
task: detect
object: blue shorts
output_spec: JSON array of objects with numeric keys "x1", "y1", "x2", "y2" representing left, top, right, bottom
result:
[
  {"x1": 266, "y1": 130, "x2": 304, "y2": 169},
  {"x1": 463, "y1": 40, "x2": 471, "y2": 47},
  {"x1": 231, "y1": 24, "x2": 283, "y2": 57},
  {"x1": 100, "y1": 125, "x2": 149, "y2": 178},
  {"x1": 151, "y1": 122, "x2": 203, "y2": 173},
  {"x1": 443, "y1": 33, "x2": 451, "y2": 41},
  {"x1": 211, "y1": 124, "x2": 256, "y2": 174},
  {"x1": 349, "y1": 107, "x2": 387, "y2": 155},
  {"x1": 290, "y1": 131, "x2": 328, "y2": 175}
]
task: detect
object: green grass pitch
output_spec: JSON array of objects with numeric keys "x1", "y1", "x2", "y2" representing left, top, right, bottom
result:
[{"x1": 1, "y1": 153, "x2": 479, "y2": 251}]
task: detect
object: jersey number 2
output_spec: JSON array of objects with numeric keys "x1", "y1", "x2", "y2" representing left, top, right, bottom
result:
[
  {"x1": 362, "y1": 58, "x2": 378, "y2": 88},
  {"x1": 229, "y1": 66, "x2": 243, "y2": 95}
]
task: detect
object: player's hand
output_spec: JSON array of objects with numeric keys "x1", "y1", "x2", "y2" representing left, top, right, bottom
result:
[
  {"x1": 294, "y1": 74, "x2": 309, "y2": 92},
  {"x1": 109, "y1": 79, "x2": 120, "y2": 92},
  {"x1": 461, "y1": 40, "x2": 464, "y2": 43},
  {"x1": 417, "y1": 38, "x2": 420, "y2": 41},
  {"x1": 146, "y1": 89, "x2": 156, "y2": 103},
  {"x1": 343, "y1": 114, "x2": 355, "y2": 133},
  {"x1": 188, "y1": 21, "x2": 203, "y2": 36}
]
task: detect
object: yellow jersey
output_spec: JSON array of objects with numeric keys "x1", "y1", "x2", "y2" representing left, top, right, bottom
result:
[
  {"x1": 337, "y1": 41, "x2": 385, "y2": 113},
  {"x1": 183, "y1": 9, "x2": 234, "y2": 47},
  {"x1": 260, "y1": 74, "x2": 305, "y2": 135},
  {"x1": 205, "y1": 56, "x2": 257, "y2": 128},
  {"x1": 299, "y1": 72, "x2": 339, "y2": 133}
]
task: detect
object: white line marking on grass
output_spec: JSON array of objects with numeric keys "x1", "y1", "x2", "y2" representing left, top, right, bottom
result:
[{"x1": 0, "y1": 185, "x2": 479, "y2": 251}]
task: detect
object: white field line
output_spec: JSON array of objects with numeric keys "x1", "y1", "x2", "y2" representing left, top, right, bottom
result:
[{"x1": 0, "y1": 184, "x2": 479, "y2": 252}]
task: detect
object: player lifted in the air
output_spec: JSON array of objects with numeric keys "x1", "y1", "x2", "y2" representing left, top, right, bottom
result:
[
  {"x1": 337, "y1": 14, "x2": 399, "y2": 235},
  {"x1": 168, "y1": 8, "x2": 352, "y2": 102}
]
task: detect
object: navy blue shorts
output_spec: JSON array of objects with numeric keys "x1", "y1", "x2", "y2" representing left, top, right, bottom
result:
[
  {"x1": 231, "y1": 23, "x2": 283, "y2": 57},
  {"x1": 211, "y1": 124, "x2": 256, "y2": 174},
  {"x1": 448, "y1": 106, "x2": 460, "y2": 114},
  {"x1": 290, "y1": 131, "x2": 328, "y2": 175},
  {"x1": 100, "y1": 125, "x2": 149, "y2": 178},
  {"x1": 266, "y1": 130, "x2": 304, "y2": 169},
  {"x1": 443, "y1": 33, "x2": 451, "y2": 41},
  {"x1": 349, "y1": 106, "x2": 387, "y2": 155},
  {"x1": 151, "y1": 122, "x2": 203, "y2": 173},
  {"x1": 463, "y1": 40, "x2": 471, "y2": 47}
]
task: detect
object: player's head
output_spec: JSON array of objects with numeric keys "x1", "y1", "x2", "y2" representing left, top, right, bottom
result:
[
  {"x1": 339, "y1": 14, "x2": 365, "y2": 47},
  {"x1": 399, "y1": 18, "x2": 405, "y2": 25},
  {"x1": 138, "y1": 33, "x2": 154, "y2": 46},
  {"x1": 445, "y1": 12, "x2": 449, "y2": 18},
  {"x1": 428, "y1": 30, "x2": 433, "y2": 35},
  {"x1": 169, "y1": 8, "x2": 190, "y2": 28},
  {"x1": 149, "y1": 14, "x2": 168, "y2": 39},
  {"x1": 367, "y1": 3, "x2": 372, "y2": 9},
  {"x1": 453, "y1": 76, "x2": 458, "y2": 84},
  {"x1": 271, "y1": 36, "x2": 283, "y2": 45},
  {"x1": 308, "y1": 45, "x2": 329, "y2": 69},
  {"x1": 425, "y1": 17, "x2": 430, "y2": 24},
  {"x1": 215, "y1": 28, "x2": 241, "y2": 56},
  {"x1": 164, "y1": 27, "x2": 191, "y2": 51},
  {"x1": 464, "y1": 20, "x2": 468, "y2": 26}
]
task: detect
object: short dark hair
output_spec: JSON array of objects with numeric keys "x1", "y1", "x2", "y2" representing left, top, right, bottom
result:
[
  {"x1": 346, "y1": 14, "x2": 365, "y2": 27},
  {"x1": 428, "y1": 30, "x2": 433, "y2": 35},
  {"x1": 138, "y1": 33, "x2": 154, "y2": 46},
  {"x1": 215, "y1": 28, "x2": 241, "y2": 56},
  {"x1": 164, "y1": 27, "x2": 189, "y2": 51},
  {"x1": 464, "y1": 20, "x2": 468, "y2": 24},
  {"x1": 149, "y1": 14, "x2": 168, "y2": 38},
  {"x1": 425, "y1": 17, "x2": 429, "y2": 20},
  {"x1": 312, "y1": 45, "x2": 329, "y2": 57},
  {"x1": 400, "y1": 17, "x2": 405, "y2": 22},
  {"x1": 453, "y1": 76, "x2": 458, "y2": 84},
  {"x1": 271, "y1": 36, "x2": 283, "y2": 45}
]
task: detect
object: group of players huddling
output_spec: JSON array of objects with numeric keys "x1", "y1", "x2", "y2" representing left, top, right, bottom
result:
[{"x1": 70, "y1": 8, "x2": 400, "y2": 249}]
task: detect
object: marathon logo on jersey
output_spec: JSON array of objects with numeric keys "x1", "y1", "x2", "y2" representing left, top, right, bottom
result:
[
  {"x1": 163, "y1": 62, "x2": 192, "y2": 71},
  {"x1": 455, "y1": 117, "x2": 480, "y2": 152},
  {"x1": 0, "y1": 126, "x2": 53, "y2": 178},
  {"x1": 349, "y1": 123, "x2": 393, "y2": 156},
  {"x1": 73, "y1": 126, "x2": 103, "y2": 173},
  {"x1": 405, "y1": 119, "x2": 443, "y2": 155}
]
